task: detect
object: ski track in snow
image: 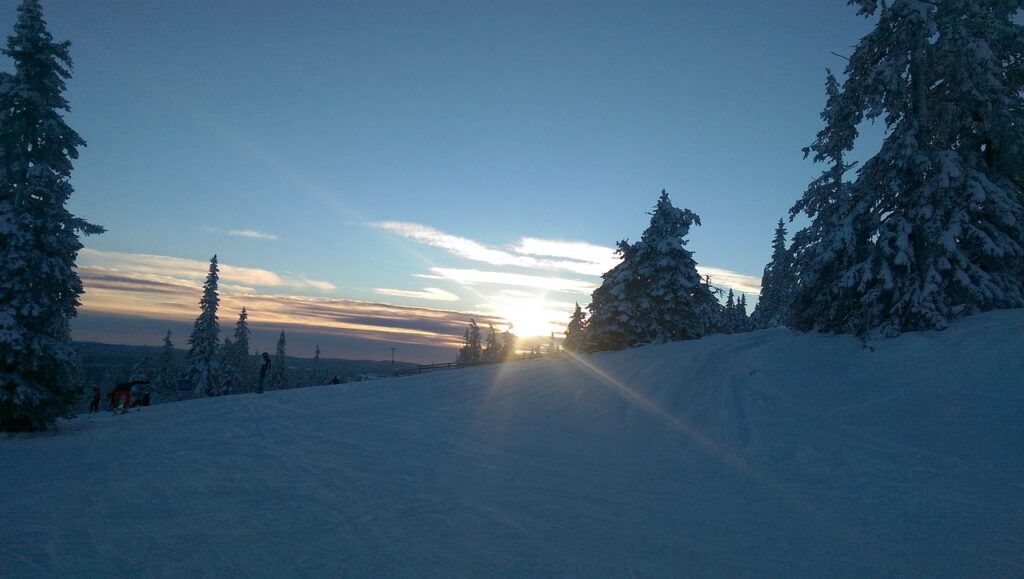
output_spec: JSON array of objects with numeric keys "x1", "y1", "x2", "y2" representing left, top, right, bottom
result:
[{"x1": 2, "y1": 310, "x2": 1023, "y2": 576}]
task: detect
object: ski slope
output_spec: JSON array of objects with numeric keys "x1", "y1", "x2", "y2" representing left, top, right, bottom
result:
[{"x1": 3, "y1": 310, "x2": 1023, "y2": 576}]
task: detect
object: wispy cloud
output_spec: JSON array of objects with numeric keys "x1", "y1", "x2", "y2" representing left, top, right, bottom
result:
[
  {"x1": 375, "y1": 220, "x2": 761, "y2": 296},
  {"x1": 421, "y1": 268, "x2": 598, "y2": 294},
  {"x1": 372, "y1": 221, "x2": 615, "y2": 276},
  {"x1": 79, "y1": 249, "x2": 335, "y2": 293},
  {"x1": 374, "y1": 221, "x2": 533, "y2": 268},
  {"x1": 696, "y1": 266, "x2": 762, "y2": 295},
  {"x1": 374, "y1": 287, "x2": 460, "y2": 302},
  {"x1": 228, "y1": 229, "x2": 279, "y2": 240},
  {"x1": 512, "y1": 237, "x2": 619, "y2": 275},
  {"x1": 205, "y1": 226, "x2": 280, "y2": 241}
]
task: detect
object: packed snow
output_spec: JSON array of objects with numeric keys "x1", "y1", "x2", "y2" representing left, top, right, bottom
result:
[{"x1": 2, "y1": 310, "x2": 1023, "y2": 576}]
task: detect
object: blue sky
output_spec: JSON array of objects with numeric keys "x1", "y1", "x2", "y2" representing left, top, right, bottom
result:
[{"x1": 9, "y1": 1, "x2": 880, "y2": 362}]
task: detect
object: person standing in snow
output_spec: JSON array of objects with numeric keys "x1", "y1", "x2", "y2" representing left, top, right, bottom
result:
[
  {"x1": 257, "y1": 352, "x2": 271, "y2": 394},
  {"x1": 89, "y1": 387, "x2": 101, "y2": 413}
]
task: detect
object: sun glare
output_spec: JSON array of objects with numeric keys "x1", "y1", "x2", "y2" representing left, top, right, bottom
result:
[{"x1": 491, "y1": 295, "x2": 569, "y2": 339}]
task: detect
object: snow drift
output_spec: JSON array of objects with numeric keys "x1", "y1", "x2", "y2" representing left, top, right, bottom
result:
[{"x1": 2, "y1": 310, "x2": 1022, "y2": 576}]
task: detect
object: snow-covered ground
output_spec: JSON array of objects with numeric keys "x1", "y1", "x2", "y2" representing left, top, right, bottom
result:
[{"x1": 3, "y1": 310, "x2": 1022, "y2": 576}]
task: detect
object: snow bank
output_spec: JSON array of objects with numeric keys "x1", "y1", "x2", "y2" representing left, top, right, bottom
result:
[{"x1": 3, "y1": 310, "x2": 1022, "y2": 576}]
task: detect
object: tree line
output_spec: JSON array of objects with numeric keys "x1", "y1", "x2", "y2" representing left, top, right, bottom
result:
[
  {"x1": 139, "y1": 254, "x2": 334, "y2": 402},
  {"x1": 557, "y1": 1, "x2": 1024, "y2": 354}
]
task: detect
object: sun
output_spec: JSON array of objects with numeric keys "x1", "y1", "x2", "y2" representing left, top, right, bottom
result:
[{"x1": 490, "y1": 294, "x2": 569, "y2": 339}]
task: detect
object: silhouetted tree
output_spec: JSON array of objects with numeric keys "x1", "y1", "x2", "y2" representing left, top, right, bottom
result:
[{"x1": 0, "y1": 0, "x2": 104, "y2": 431}]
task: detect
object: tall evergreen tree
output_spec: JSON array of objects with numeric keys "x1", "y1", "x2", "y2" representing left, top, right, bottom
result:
[
  {"x1": 500, "y1": 327, "x2": 517, "y2": 361},
  {"x1": 220, "y1": 307, "x2": 254, "y2": 393},
  {"x1": 752, "y1": 219, "x2": 793, "y2": 329},
  {"x1": 789, "y1": 1, "x2": 1024, "y2": 336},
  {"x1": 154, "y1": 329, "x2": 179, "y2": 402},
  {"x1": 186, "y1": 255, "x2": 220, "y2": 395},
  {"x1": 234, "y1": 307, "x2": 255, "y2": 390},
  {"x1": 586, "y1": 190, "x2": 720, "y2": 351},
  {"x1": 232, "y1": 306, "x2": 250, "y2": 356},
  {"x1": 563, "y1": 302, "x2": 587, "y2": 352},
  {"x1": 130, "y1": 351, "x2": 153, "y2": 381},
  {"x1": 481, "y1": 324, "x2": 501, "y2": 364},
  {"x1": 0, "y1": 0, "x2": 104, "y2": 431},
  {"x1": 271, "y1": 330, "x2": 288, "y2": 390},
  {"x1": 736, "y1": 293, "x2": 749, "y2": 332},
  {"x1": 723, "y1": 289, "x2": 737, "y2": 333},
  {"x1": 219, "y1": 337, "x2": 237, "y2": 393},
  {"x1": 455, "y1": 319, "x2": 482, "y2": 365}
]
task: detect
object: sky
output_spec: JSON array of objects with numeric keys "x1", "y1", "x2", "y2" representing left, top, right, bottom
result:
[{"x1": 4, "y1": 1, "x2": 882, "y2": 363}]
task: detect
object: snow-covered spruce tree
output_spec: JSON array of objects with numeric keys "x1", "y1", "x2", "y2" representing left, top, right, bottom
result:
[
  {"x1": 130, "y1": 351, "x2": 152, "y2": 381},
  {"x1": 271, "y1": 330, "x2": 288, "y2": 390},
  {"x1": 500, "y1": 327, "x2": 517, "y2": 361},
  {"x1": 586, "y1": 190, "x2": 720, "y2": 351},
  {"x1": 234, "y1": 307, "x2": 255, "y2": 389},
  {"x1": 186, "y1": 255, "x2": 220, "y2": 395},
  {"x1": 481, "y1": 324, "x2": 501, "y2": 364},
  {"x1": 0, "y1": 0, "x2": 104, "y2": 431},
  {"x1": 154, "y1": 329, "x2": 180, "y2": 402},
  {"x1": 219, "y1": 307, "x2": 254, "y2": 393},
  {"x1": 789, "y1": 1, "x2": 1024, "y2": 336},
  {"x1": 455, "y1": 319, "x2": 482, "y2": 365},
  {"x1": 723, "y1": 289, "x2": 738, "y2": 333},
  {"x1": 563, "y1": 302, "x2": 587, "y2": 352},
  {"x1": 751, "y1": 219, "x2": 793, "y2": 329},
  {"x1": 219, "y1": 337, "x2": 236, "y2": 392},
  {"x1": 735, "y1": 293, "x2": 750, "y2": 332}
]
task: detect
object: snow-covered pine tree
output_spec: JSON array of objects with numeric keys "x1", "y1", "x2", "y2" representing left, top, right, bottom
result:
[
  {"x1": 219, "y1": 307, "x2": 254, "y2": 393},
  {"x1": 235, "y1": 307, "x2": 255, "y2": 390},
  {"x1": 0, "y1": 0, "x2": 104, "y2": 431},
  {"x1": 219, "y1": 337, "x2": 236, "y2": 393},
  {"x1": 586, "y1": 190, "x2": 720, "y2": 351},
  {"x1": 789, "y1": 1, "x2": 1024, "y2": 336},
  {"x1": 456, "y1": 319, "x2": 482, "y2": 365},
  {"x1": 723, "y1": 289, "x2": 737, "y2": 333},
  {"x1": 482, "y1": 324, "x2": 500, "y2": 364},
  {"x1": 563, "y1": 302, "x2": 587, "y2": 352},
  {"x1": 751, "y1": 219, "x2": 793, "y2": 329},
  {"x1": 456, "y1": 327, "x2": 470, "y2": 364},
  {"x1": 500, "y1": 327, "x2": 517, "y2": 361},
  {"x1": 736, "y1": 293, "x2": 750, "y2": 332},
  {"x1": 696, "y1": 274, "x2": 727, "y2": 334},
  {"x1": 130, "y1": 351, "x2": 153, "y2": 382},
  {"x1": 186, "y1": 255, "x2": 220, "y2": 395},
  {"x1": 271, "y1": 330, "x2": 288, "y2": 390},
  {"x1": 154, "y1": 329, "x2": 180, "y2": 402}
]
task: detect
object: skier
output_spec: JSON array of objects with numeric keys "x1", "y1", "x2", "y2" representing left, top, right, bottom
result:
[
  {"x1": 89, "y1": 387, "x2": 101, "y2": 413},
  {"x1": 257, "y1": 352, "x2": 271, "y2": 394}
]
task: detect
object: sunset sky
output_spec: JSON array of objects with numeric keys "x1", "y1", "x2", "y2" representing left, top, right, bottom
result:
[{"x1": 11, "y1": 1, "x2": 880, "y2": 363}]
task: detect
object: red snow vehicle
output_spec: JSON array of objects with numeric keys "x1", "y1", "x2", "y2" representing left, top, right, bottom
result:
[{"x1": 110, "y1": 380, "x2": 149, "y2": 412}]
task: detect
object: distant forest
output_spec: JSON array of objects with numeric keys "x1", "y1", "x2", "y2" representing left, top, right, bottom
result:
[{"x1": 72, "y1": 341, "x2": 414, "y2": 409}]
